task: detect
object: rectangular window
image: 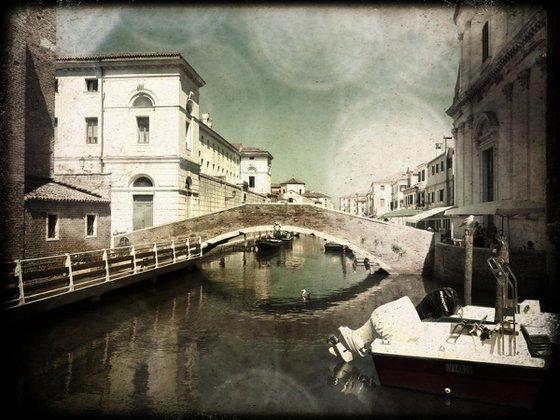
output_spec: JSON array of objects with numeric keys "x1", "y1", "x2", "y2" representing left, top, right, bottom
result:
[
  {"x1": 380, "y1": 185, "x2": 385, "y2": 191},
  {"x1": 422, "y1": 170, "x2": 425, "y2": 181},
  {"x1": 439, "y1": 189, "x2": 444, "y2": 202},
  {"x1": 483, "y1": 148, "x2": 494, "y2": 202},
  {"x1": 447, "y1": 157, "x2": 453, "y2": 170},
  {"x1": 137, "y1": 117, "x2": 149, "y2": 144},
  {"x1": 86, "y1": 214, "x2": 97, "y2": 237},
  {"x1": 482, "y1": 21, "x2": 489, "y2": 62},
  {"x1": 46, "y1": 214, "x2": 59, "y2": 240},
  {"x1": 86, "y1": 79, "x2": 98, "y2": 92},
  {"x1": 440, "y1": 161, "x2": 444, "y2": 171},
  {"x1": 185, "y1": 121, "x2": 190, "y2": 149},
  {"x1": 431, "y1": 166, "x2": 435, "y2": 175},
  {"x1": 248, "y1": 176, "x2": 256, "y2": 188},
  {"x1": 380, "y1": 198, "x2": 385, "y2": 207},
  {"x1": 55, "y1": 79, "x2": 58, "y2": 93},
  {"x1": 86, "y1": 118, "x2": 98, "y2": 144}
]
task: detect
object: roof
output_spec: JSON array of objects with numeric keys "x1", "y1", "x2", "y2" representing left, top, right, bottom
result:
[
  {"x1": 303, "y1": 191, "x2": 330, "y2": 199},
  {"x1": 56, "y1": 51, "x2": 206, "y2": 87},
  {"x1": 444, "y1": 200, "x2": 545, "y2": 218},
  {"x1": 232, "y1": 143, "x2": 273, "y2": 159},
  {"x1": 406, "y1": 206, "x2": 454, "y2": 224},
  {"x1": 25, "y1": 178, "x2": 110, "y2": 203},
  {"x1": 280, "y1": 178, "x2": 305, "y2": 185}
]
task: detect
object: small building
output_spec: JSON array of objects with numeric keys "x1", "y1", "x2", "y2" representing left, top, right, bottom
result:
[
  {"x1": 303, "y1": 191, "x2": 333, "y2": 208},
  {"x1": 367, "y1": 179, "x2": 392, "y2": 217},
  {"x1": 24, "y1": 175, "x2": 111, "y2": 258},
  {"x1": 280, "y1": 178, "x2": 306, "y2": 196},
  {"x1": 234, "y1": 144, "x2": 273, "y2": 196}
]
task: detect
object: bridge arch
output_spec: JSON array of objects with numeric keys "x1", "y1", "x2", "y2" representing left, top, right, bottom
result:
[
  {"x1": 200, "y1": 225, "x2": 393, "y2": 273},
  {"x1": 115, "y1": 204, "x2": 435, "y2": 275}
]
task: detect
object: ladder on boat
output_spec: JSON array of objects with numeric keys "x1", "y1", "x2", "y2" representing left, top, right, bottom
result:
[{"x1": 487, "y1": 256, "x2": 518, "y2": 352}]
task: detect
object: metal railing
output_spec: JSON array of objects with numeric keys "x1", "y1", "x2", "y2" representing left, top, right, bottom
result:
[{"x1": 1, "y1": 237, "x2": 202, "y2": 310}]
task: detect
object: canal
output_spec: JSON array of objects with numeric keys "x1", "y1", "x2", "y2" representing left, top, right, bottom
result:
[{"x1": 1, "y1": 235, "x2": 547, "y2": 418}]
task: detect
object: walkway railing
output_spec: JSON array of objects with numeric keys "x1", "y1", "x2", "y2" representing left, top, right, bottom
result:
[{"x1": 1, "y1": 237, "x2": 202, "y2": 310}]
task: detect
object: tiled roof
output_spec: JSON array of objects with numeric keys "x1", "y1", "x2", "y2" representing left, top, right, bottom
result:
[
  {"x1": 280, "y1": 178, "x2": 305, "y2": 185},
  {"x1": 57, "y1": 51, "x2": 182, "y2": 61},
  {"x1": 25, "y1": 179, "x2": 110, "y2": 203}
]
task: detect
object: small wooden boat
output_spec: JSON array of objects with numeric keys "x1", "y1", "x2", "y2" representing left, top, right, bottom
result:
[
  {"x1": 256, "y1": 237, "x2": 283, "y2": 251},
  {"x1": 324, "y1": 242, "x2": 353, "y2": 255}
]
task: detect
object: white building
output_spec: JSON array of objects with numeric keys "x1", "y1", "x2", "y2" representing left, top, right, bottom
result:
[
  {"x1": 54, "y1": 52, "x2": 269, "y2": 234},
  {"x1": 234, "y1": 144, "x2": 273, "y2": 196},
  {"x1": 425, "y1": 147, "x2": 454, "y2": 210},
  {"x1": 367, "y1": 179, "x2": 392, "y2": 217},
  {"x1": 390, "y1": 172, "x2": 409, "y2": 211},
  {"x1": 445, "y1": 4, "x2": 547, "y2": 250}
]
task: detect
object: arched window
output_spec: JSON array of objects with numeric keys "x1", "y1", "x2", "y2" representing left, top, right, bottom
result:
[
  {"x1": 132, "y1": 94, "x2": 154, "y2": 108},
  {"x1": 133, "y1": 176, "x2": 153, "y2": 187}
]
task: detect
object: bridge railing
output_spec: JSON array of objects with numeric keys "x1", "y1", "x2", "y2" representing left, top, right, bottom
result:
[{"x1": 1, "y1": 237, "x2": 202, "y2": 310}]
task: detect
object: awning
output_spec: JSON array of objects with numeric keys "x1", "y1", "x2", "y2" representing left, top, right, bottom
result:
[
  {"x1": 406, "y1": 206, "x2": 454, "y2": 223},
  {"x1": 444, "y1": 200, "x2": 545, "y2": 217},
  {"x1": 382, "y1": 209, "x2": 423, "y2": 218}
]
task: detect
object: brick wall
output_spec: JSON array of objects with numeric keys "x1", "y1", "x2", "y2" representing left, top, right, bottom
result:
[
  {"x1": 24, "y1": 200, "x2": 111, "y2": 259},
  {"x1": 0, "y1": 5, "x2": 55, "y2": 263},
  {"x1": 116, "y1": 203, "x2": 435, "y2": 275}
]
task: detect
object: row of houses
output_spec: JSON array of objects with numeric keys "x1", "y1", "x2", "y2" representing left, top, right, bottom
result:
[{"x1": 339, "y1": 3, "x2": 553, "y2": 258}]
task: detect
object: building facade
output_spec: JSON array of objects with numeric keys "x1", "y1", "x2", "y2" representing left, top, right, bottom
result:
[
  {"x1": 425, "y1": 148, "x2": 454, "y2": 210},
  {"x1": 54, "y1": 52, "x2": 269, "y2": 236},
  {"x1": 235, "y1": 144, "x2": 273, "y2": 196},
  {"x1": 367, "y1": 180, "x2": 392, "y2": 217},
  {"x1": 446, "y1": 4, "x2": 547, "y2": 251}
]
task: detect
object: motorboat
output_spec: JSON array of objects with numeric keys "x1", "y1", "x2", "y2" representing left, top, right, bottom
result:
[{"x1": 328, "y1": 257, "x2": 559, "y2": 408}]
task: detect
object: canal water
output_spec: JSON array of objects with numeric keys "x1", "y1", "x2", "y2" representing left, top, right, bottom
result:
[{"x1": 2, "y1": 235, "x2": 548, "y2": 418}]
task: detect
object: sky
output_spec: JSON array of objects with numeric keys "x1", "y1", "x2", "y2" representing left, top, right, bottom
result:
[{"x1": 56, "y1": 2, "x2": 460, "y2": 198}]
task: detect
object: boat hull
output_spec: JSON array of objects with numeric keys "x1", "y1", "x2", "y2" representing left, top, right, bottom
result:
[{"x1": 371, "y1": 352, "x2": 547, "y2": 408}]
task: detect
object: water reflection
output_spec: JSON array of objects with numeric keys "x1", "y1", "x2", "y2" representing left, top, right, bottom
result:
[{"x1": 3, "y1": 235, "x2": 530, "y2": 418}]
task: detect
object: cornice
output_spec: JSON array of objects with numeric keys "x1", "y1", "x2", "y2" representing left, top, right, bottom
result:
[{"x1": 447, "y1": 10, "x2": 546, "y2": 117}]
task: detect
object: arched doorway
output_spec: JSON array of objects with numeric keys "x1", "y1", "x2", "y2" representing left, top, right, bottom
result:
[{"x1": 132, "y1": 176, "x2": 154, "y2": 230}]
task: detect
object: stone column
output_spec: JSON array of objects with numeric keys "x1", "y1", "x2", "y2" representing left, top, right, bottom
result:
[{"x1": 501, "y1": 82, "x2": 514, "y2": 200}]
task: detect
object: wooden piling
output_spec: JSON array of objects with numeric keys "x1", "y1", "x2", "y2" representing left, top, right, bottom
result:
[
  {"x1": 495, "y1": 239, "x2": 510, "y2": 322},
  {"x1": 464, "y1": 228, "x2": 473, "y2": 305}
]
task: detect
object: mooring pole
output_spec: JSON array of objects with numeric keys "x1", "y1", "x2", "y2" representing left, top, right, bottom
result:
[
  {"x1": 464, "y1": 228, "x2": 473, "y2": 305},
  {"x1": 495, "y1": 238, "x2": 510, "y2": 322}
]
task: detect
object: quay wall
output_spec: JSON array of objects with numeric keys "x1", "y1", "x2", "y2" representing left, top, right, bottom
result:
[
  {"x1": 115, "y1": 203, "x2": 435, "y2": 275},
  {"x1": 433, "y1": 242, "x2": 547, "y2": 297}
]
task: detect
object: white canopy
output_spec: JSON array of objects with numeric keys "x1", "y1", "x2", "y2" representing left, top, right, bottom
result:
[
  {"x1": 406, "y1": 206, "x2": 454, "y2": 223},
  {"x1": 444, "y1": 200, "x2": 545, "y2": 217}
]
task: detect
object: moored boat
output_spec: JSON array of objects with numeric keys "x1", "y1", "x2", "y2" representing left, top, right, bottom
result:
[
  {"x1": 328, "y1": 258, "x2": 559, "y2": 408},
  {"x1": 256, "y1": 237, "x2": 283, "y2": 251}
]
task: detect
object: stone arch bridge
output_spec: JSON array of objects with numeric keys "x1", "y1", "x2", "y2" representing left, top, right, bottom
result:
[{"x1": 116, "y1": 204, "x2": 435, "y2": 275}]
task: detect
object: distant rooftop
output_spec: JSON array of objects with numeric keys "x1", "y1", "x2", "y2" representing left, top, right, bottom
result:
[{"x1": 280, "y1": 178, "x2": 305, "y2": 185}]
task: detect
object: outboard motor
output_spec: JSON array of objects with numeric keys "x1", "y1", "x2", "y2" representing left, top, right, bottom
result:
[{"x1": 415, "y1": 287, "x2": 460, "y2": 320}]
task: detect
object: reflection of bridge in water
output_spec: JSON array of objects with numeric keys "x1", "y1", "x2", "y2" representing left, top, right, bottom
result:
[{"x1": 2, "y1": 204, "x2": 435, "y2": 321}]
